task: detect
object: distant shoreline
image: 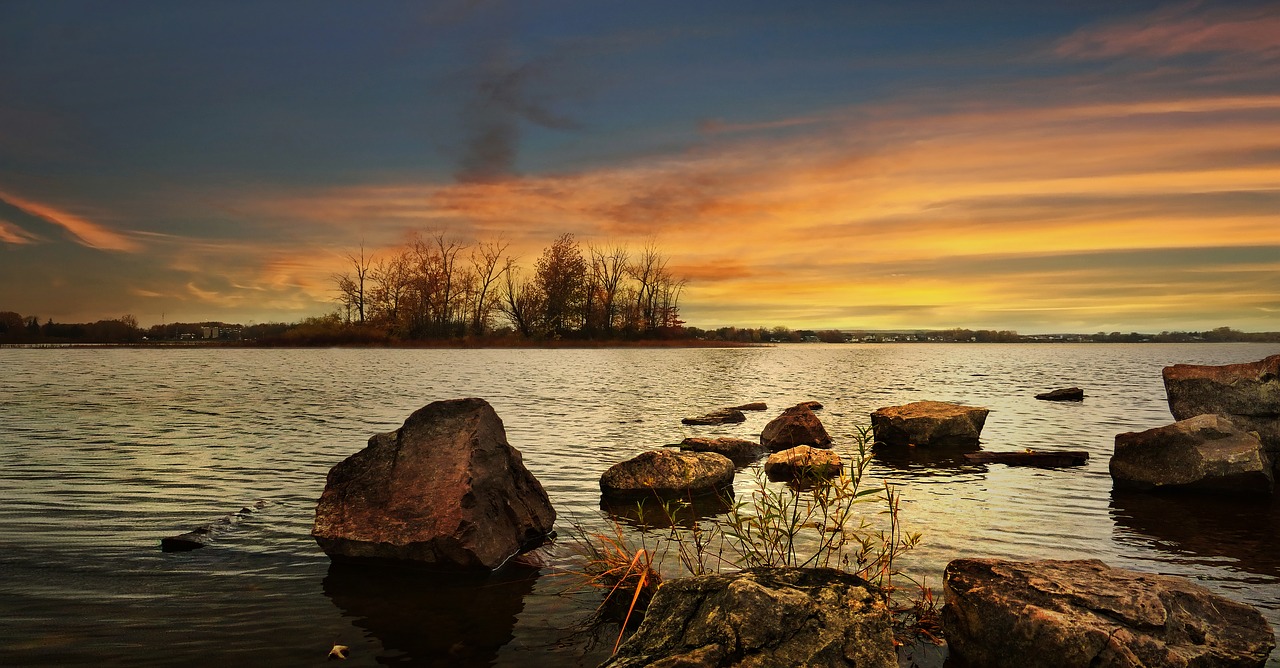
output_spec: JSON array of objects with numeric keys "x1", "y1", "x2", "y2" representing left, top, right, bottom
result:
[{"x1": 3, "y1": 340, "x2": 1276, "y2": 350}]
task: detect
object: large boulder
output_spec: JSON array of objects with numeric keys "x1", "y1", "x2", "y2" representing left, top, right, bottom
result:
[
  {"x1": 679, "y1": 436, "x2": 765, "y2": 465},
  {"x1": 1164, "y1": 354, "x2": 1280, "y2": 467},
  {"x1": 942, "y1": 558, "x2": 1275, "y2": 668},
  {"x1": 682, "y1": 408, "x2": 747, "y2": 426},
  {"x1": 311, "y1": 398, "x2": 555, "y2": 570},
  {"x1": 870, "y1": 401, "x2": 989, "y2": 446},
  {"x1": 764, "y1": 445, "x2": 842, "y2": 481},
  {"x1": 1111, "y1": 414, "x2": 1274, "y2": 494},
  {"x1": 760, "y1": 404, "x2": 832, "y2": 451},
  {"x1": 603, "y1": 567, "x2": 895, "y2": 668},
  {"x1": 600, "y1": 450, "x2": 735, "y2": 501}
]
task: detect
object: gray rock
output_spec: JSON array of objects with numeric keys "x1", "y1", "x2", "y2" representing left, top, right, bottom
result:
[
  {"x1": 942, "y1": 558, "x2": 1275, "y2": 668},
  {"x1": 1036, "y1": 387, "x2": 1084, "y2": 401},
  {"x1": 311, "y1": 398, "x2": 556, "y2": 570},
  {"x1": 600, "y1": 450, "x2": 735, "y2": 500},
  {"x1": 870, "y1": 401, "x2": 989, "y2": 447},
  {"x1": 679, "y1": 437, "x2": 765, "y2": 465},
  {"x1": 760, "y1": 404, "x2": 832, "y2": 451},
  {"x1": 1111, "y1": 414, "x2": 1274, "y2": 494},
  {"x1": 603, "y1": 567, "x2": 896, "y2": 668},
  {"x1": 764, "y1": 445, "x2": 842, "y2": 481},
  {"x1": 682, "y1": 408, "x2": 747, "y2": 426}
]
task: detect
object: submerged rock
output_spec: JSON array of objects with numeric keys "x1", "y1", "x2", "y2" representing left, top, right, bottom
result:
[
  {"x1": 764, "y1": 445, "x2": 842, "y2": 480},
  {"x1": 600, "y1": 450, "x2": 735, "y2": 500},
  {"x1": 1111, "y1": 414, "x2": 1274, "y2": 494},
  {"x1": 311, "y1": 398, "x2": 556, "y2": 570},
  {"x1": 603, "y1": 567, "x2": 895, "y2": 668},
  {"x1": 682, "y1": 408, "x2": 747, "y2": 426},
  {"x1": 1035, "y1": 387, "x2": 1084, "y2": 401},
  {"x1": 760, "y1": 404, "x2": 832, "y2": 451},
  {"x1": 679, "y1": 436, "x2": 765, "y2": 465},
  {"x1": 964, "y1": 450, "x2": 1089, "y2": 467},
  {"x1": 942, "y1": 558, "x2": 1275, "y2": 668},
  {"x1": 161, "y1": 500, "x2": 268, "y2": 552},
  {"x1": 870, "y1": 401, "x2": 989, "y2": 447},
  {"x1": 730, "y1": 402, "x2": 768, "y2": 411}
]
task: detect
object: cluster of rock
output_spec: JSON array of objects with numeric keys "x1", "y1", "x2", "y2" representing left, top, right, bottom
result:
[
  {"x1": 287, "y1": 380, "x2": 1277, "y2": 665},
  {"x1": 1111, "y1": 354, "x2": 1279, "y2": 495}
]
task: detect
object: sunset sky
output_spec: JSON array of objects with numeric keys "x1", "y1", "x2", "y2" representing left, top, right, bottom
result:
[{"x1": 2, "y1": 1, "x2": 1278, "y2": 333}]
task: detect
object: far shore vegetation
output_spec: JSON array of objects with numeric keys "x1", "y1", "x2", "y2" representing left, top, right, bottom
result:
[{"x1": 4, "y1": 232, "x2": 1279, "y2": 347}]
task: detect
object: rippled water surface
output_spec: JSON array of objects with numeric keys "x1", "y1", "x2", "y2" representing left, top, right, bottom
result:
[{"x1": 2, "y1": 344, "x2": 1278, "y2": 666}]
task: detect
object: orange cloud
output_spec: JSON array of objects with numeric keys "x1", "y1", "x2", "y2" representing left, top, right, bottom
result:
[
  {"x1": 0, "y1": 191, "x2": 141, "y2": 252},
  {"x1": 0, "y1": 217, "x2": 40, "y2": 245}
]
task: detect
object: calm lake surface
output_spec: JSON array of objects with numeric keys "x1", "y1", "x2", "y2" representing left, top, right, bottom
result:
[{"x1": 2, "y1": 344, "x2": 1278, "y2": 666}]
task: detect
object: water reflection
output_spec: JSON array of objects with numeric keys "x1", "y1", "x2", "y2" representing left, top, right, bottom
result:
[
  {"x1": 323, "y1": 563, "x2": 539, "y2": 666},
  {"x1": 871, "y1": 442, "x2": 988, "y2": 474},
  {"x1": 1110, "y1": 491, "x2": 1280, "y2": 578},
  {"x1": 600, "y1": 492, "x2": 734, "y2": 529}
]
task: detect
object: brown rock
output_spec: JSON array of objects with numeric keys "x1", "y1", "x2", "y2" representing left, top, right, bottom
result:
[
  {"x1": 764, "y1": 445, "x2": 842, "y2": 480},
  {"x1": 603, "y1": 567, "x2": 895, "y2": 668},
  {"x1": 942, "y1": 558, "x2": 1275, "y2": 668},
  {"x1": 760, "y1": 404, "x2": 832, "y2": 451},
  {"x1": 679, "y1": 436, "x2": 765, "y2": 465},
  {"x1": 1111, "y1": 414, "x2": 1274, "y2": 494},
  {"x1": 311, "y1": 398, "x2": 555, "y2": 570},
  {"x1": 1164, "y1": 354, "x2": 1280, "y2": 421},
  {"x1": 799, "y1": 400, "x2": 824, "y2": 411},
  {"x1": 1163, "y1": 354, "x2": 1280, "y2": 471},
  {"x1": 682, "y1": 408, "x2": 747, "y2": 425},
  {"x1": 964, "y1": 450, "x2": 1089, "y2": 467},
  {"x1": 730, "y1": 402, "x2": 768, "y2": 411},
  {"x1": 600, "y1": 450, "x2": 735, "y2": 500},
  {"x1": 869, "y1": 401, "x2": 989, "y2": 446}
]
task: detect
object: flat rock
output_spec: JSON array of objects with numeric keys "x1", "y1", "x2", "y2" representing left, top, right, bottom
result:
[
  {"x1": 764, "y1": 445, "x2": 842, "y2": 480},
  {"x1": 730, "y1": 402, "x2": 768, "y2": 411},
  {"x1": 942, "y1": 558, "x2": 1275, "y2": 668},
  {"x1": 600, "y1": 450, "x2": 735, "y2": 500},
  {"x1": 1036, "y1": 387, "x2": 1084, "y2": 401},
  {"x1": 760, "y1": 404, "x2": 832, "y2": 451},
  {"x1": 964, "y1": 450, "x2": 1089, "y2": 467},
  {"x1": 870, "y1": 401, "x2": 989, "y2": 447},
  {"x1": 682, "y1": 408, "x2": 747, "y2": 426},
  {"x1": 160, "y1": 499, "x2": 268, "y2": 552},
  {"x1": 603, "y1": 567, "x2": 895, "y2": 668},
  {"x1": 1111, "y1": 414, "x2": 1274, "y2": 494},
  {"x1": 311, "y1": 398, "x2": 556, "y2": 570},
  {"x1": 679, "y1": 436, "x2": 765, "y2": 465}
]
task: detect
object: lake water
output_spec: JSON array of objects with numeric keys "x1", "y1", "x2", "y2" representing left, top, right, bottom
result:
[{"x1": 1, "y1": 343, "x2": 1278, "y2": 666}]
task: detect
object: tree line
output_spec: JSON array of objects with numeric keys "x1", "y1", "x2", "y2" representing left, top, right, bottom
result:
[{"x1": 331, "y1": 232, "x2": 688, "y2": 341}]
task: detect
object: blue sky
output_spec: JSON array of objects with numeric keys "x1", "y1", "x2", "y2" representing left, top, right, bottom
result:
[{"x1": 2, "y1": 1, "x2": 1278, "y2": 331}]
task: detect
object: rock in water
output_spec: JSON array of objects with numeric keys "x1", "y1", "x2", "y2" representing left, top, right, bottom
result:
[
  {"x1": 1164, "y1": 354, "x2": 1280, "y2": 421},
  {"x1": 730, "y1": 402, "x2": 768, "y2": 411},
  {"x1": 600, "y1": 450, "x2": 735, "y2": 500},
  {"x1": 764, "y1": 445, "x2": 842, "y2": 480},
  {"x1": 942, "y1": 558, "x2": 1275, "y2": 668},
  {"x1": 1035, "y1": 387, "x2": 1085, "y2": 401},
  {"x1": 311, "y1": 398, "x2": 556, "y2": 570},
  {"x1": 759, "y1": 404, "x2": 832, "y2": 451},
  {"x1": 870, "y1": 401, "x2": 989, "y2": 447},
  {"x1": 1111, "y1": 414, "x2": 1274, "y2": 494},
  {"x1": 603, "y1": 567, "x2": 895, "y2": 668}
]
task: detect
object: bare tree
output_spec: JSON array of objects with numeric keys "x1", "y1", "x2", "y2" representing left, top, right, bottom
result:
[
  {"x1": 498, "y1": 258, "x2": 542, "y2": 338},
  {"x1": 333, "y1": 244, "x2": 373, "y2": 324},
  {"x1": 468, "y1": 238, "x2": 510, "y2": 335}
]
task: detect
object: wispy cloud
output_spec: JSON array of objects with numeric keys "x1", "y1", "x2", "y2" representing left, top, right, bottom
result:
[
  {"x1": 0, "y1": 191, "x2": 141, "y2": 252},
  {"x1": 1056, "y1": 2, "x2": 1280, "y2": 60},
  {"x1": 0, "y1": 217, "x2": 41, "y2": 245}
]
